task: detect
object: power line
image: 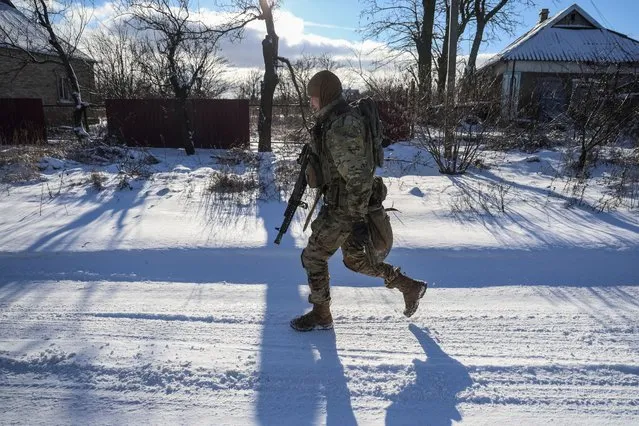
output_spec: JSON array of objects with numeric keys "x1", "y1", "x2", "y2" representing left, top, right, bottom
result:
[{"x1": 589, "y1": 0, "x2": 612, "y2": 28}]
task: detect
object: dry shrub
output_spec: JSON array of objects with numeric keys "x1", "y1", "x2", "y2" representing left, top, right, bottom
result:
[
  {"x1": 0, "y1": 145, "x2": 66, "y2": 183},
  {"x1": 212, "y1": 147, "x2": 261, "y2": 167},
  {"x1": 90, "y1": 171, "x2": 106, "y2": 191},
  {"x1": 207, "y1": 170, "x2": 260, "y2": 194}
]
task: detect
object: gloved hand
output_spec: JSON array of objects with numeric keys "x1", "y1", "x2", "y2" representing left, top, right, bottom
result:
[{"x1": 351, "y1": 221, "x2": 370, "y2": 250}]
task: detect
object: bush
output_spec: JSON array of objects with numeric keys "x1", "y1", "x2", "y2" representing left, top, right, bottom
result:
[
  {"x1": 90, "y1": 171, "x2": 106, "y2": 191},
  {"x1": 206, "y1": 171, "x2": 260, "y2": 194}
]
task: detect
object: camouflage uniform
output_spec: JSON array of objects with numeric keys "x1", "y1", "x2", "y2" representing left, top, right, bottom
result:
[
  {"x1": 302, "y1": 97, "x2": 400, "y2": 305},
  {"x1": 291, "y1": 70, "x2": 426, "y2": 331}
]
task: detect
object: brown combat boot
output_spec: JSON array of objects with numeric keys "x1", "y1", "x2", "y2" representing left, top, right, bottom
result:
[
  {"x1": 290, "y1": 303, "x2": 334, "y2": 332},
  {"x1": 386, "y1": 271, "x2": 428, "y2": 318}
]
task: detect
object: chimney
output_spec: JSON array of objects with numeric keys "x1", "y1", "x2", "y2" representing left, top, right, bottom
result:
[{"x1": 539, "y1": 8, "x2": 550, "y2": 23}]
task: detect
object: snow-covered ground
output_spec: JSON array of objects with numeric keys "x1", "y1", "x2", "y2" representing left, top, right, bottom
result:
[{"x1": 1, "y1": 142, "x2": 638, "y2": 424}]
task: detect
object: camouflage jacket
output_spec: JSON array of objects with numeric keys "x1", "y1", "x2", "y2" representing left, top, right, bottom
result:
[{"x1": 310, "y1": 96, "x2": 375, "y2": 221}]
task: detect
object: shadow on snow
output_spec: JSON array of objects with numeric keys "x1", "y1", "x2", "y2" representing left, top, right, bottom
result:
[
  {"x1": 255, "y1": 153, "x2": 356, "y2": 425},
  {"x1": 386, "y1": 325, "x2": 473, "y2": 426}
]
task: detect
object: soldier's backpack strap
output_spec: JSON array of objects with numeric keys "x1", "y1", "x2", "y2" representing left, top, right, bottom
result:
[{"x1": 351, "y1": 97, "x2": 384, "y2": 169}]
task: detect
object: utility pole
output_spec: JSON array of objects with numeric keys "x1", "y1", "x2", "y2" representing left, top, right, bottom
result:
[{"x1": 444, "y1": 0, "x2": 459, "y2": 162}]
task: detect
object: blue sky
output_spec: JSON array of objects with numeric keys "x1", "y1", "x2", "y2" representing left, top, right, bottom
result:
[
  {"x1": 279, "y1": 0, "x2": 639, "y2": 54},
  {"x1": 88, "y1": 0, "x2": 639, "y2": 71}
]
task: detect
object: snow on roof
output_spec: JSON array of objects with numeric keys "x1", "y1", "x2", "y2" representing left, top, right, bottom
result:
[
  {"x1": 481, "y1": 3, "x2": 639, "y2": 68},
  {"x1": 0, "y1": 0, "x2": 92, "y2": 61}
]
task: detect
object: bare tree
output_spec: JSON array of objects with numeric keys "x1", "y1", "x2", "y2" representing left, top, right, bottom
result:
[
  {"x1": 416, "y1": 81, "x2": 498, "y2": 174},
  {"x1": 1, "y1": 0, "x2": 93, "y2": 141},
  {"x1": 360, "y1": 1, "x2": 478, "y2": 101},
  {"x1": 465, "y1": 0, "x2": 534, "y2": 77},
  {"x1": 237, "y1": 69, "x2": 262, "y2": 101},
  {"x1": 190, "y1": 55, "x2": 232, "y2": 98},
  {"x1": 87, "y1": 22, "x2": 148, "y2": 99},
  {"x1": 568, "y1": 68, "x2": 638, "y2": 177},
  {"x1": 360, "y1": 0, "x2": 438, "y2": 102},
  {"x1": 434, "y1": 0, "x2": 473, "y2": 98},
  {"x1": 355, "y1": 67, "x2": 410, "y2": 101},
  {"x1": 122, "y1": 0, "x2": 260, "y2": 155}
]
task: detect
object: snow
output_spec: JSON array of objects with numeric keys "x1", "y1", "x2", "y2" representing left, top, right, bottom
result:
[
  {"x1": 497, "y1": 27, "x2": 639, "y2": 63},
  {"x1": 39, "y1": 157, "x2": 65, "y2": 171},
  {"x1": 1, "y1": 142, "x2": 638, "y2": 424},
  {"x1": 481, "y1": 4, "x2": 639, "y2": 67}
]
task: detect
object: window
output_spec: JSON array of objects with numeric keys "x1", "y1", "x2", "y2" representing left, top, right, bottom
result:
[{"x1": 57, "y1": 76, "x2": 73, "y2": 102}]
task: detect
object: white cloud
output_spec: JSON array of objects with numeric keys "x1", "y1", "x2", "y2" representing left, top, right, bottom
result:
[
  {"x1": 79, "y1": 2, "x2": 436, "y2": 92},
  {"x1": 304, "y1": 22, "x2": 357, "y2": 31}
]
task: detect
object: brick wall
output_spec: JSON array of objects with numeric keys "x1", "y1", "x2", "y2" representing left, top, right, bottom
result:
[{"x1": 0, "y1": 48, "x2": 96, "y2": 126}]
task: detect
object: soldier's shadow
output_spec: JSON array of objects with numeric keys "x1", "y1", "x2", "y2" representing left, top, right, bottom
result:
[
  {"x1": 254, "y1": 225, "x2": 358, "y2": 425},
  {"x1": 314, "y1": 330, "x2": 358, "y2": 426},
  {"x1": 255, "y1": 152, "x2": 356, "y2": 426},
  {"x1": 386, "y1": 324, "x2": 473, "y2": 426}
]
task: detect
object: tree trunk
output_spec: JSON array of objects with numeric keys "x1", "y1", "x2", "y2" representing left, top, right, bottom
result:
[
  {"x1": 169, "y1": 64, "x2": 196, "y2": 155},
  {"x1": 177, "y1": 96, "x2": 195, "y2": 155},
  {"x1": 436, "y1": 10, "x2": 450, "y2": 99},
  {"x1": 417, "y1": 0, "x2": 437, "y2": 103},
  {"x1": 576, "y1": 147, "x2": 588, "y2": 177},
  {"x1": 466, "y1": 20, "x2": 485, "y2": 77},
  {"x1": 257, "y1": 0, "x2": 278, "y2": 153},
  {"x1": 258, "y1": 36, "x2": 278, "y2": 152},
  {"x1": 444, "y1": 0, "x2": 459, "y2": 162},
  {"x1": 64, "y1": 65, "x2": 88, "y2": 141},
  {"x1": 35, "y1": 0, "x2": 89, "y2": 142},
  {"x1": 437, "y1": 0, "x2": 472, "y2": 100}
]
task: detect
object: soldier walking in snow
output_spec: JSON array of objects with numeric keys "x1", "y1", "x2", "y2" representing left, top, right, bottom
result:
[{"x1": 290, "y1": 70, "x2": 428, "y2": 332}]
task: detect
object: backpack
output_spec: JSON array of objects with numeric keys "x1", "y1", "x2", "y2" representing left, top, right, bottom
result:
[{"x1": 351, "y1": 97, "x2": 384, "y2": 169}]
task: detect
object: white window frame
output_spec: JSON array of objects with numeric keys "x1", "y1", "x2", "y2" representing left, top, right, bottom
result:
[{"x1": 57, "y1": 75, "x2": 74, "y2": 103}]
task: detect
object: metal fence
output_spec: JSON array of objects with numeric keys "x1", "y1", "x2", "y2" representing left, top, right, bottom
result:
[
  {"x1": 0, "y1": 98, "x2": 47, "y2": 145},
  {"x1": 248, "y1": 100, "x2": 413, "y2": 143},
  {"x1": 106, "y1": 99, "x2": 250, "y2": 149}
]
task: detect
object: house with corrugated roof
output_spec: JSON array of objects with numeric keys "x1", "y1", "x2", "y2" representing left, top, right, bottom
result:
[
  {"x1": 0, "y1": 0, "x2": 96, "y2": 126},
  {"x1": 478, "y1": 4, "x2": 639, "y2": 121}
]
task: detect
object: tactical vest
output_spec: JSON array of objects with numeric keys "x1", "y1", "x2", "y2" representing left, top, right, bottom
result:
[
  {"x1": 309, "y1": 99, "x2": 371, "y2": 209},
  {"x1": 309, "y1": 98, "x2": 393, "y2": 258}
]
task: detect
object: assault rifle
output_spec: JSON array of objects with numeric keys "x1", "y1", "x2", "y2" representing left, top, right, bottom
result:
[{"x1": 274, "y1": 144, "x2": 313, "y2": 245}]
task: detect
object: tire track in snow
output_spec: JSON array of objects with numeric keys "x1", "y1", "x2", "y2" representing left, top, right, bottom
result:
[{"x1": 0, "y1": 281, "x2": 638, "y2": 423}]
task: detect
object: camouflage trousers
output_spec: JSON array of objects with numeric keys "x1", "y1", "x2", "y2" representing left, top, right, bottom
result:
[{"x1": 301, "y1": 206, "x2": 399, "y2": 305}]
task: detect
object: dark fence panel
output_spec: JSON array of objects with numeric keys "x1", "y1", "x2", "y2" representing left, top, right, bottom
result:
[
  {"x1": 0, "y1": 98, "x2": 47, "y2": 145},
  {"x1": 106, "y1": 99, "x2": 249, "y2": 149},
  {"x1": 43, "y1": 104, "x2": 104, "y2": 127}
]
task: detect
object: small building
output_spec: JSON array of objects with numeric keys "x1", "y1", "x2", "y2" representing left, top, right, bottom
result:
[
  {"x1": 478, "y1": 4, "x2": 639, "y2": 121},
  {"x1": 0, "y1": 0, "x2": 96, "y2": 126}
]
